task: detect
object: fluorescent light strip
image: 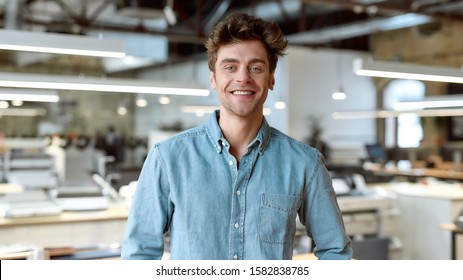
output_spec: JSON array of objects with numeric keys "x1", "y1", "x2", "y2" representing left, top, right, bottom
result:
[
  {"x1": 0, "y1": 89, "x2": 59, "y2": 102},
  {"x1": 0, "y1": 29, "x2": 126, "y2": 58},
  {"x1": 181, "y1": 105, "x2": 219, "y2": 114},
  {"x1": 0, "y1": 72, "x2": 210, "y2": 96},
  {"x1": 394, "y1": 94, "x2": 463, "y2": 110},
  {"x1": 181, "y1": 105, "x2": 272, "y2": 116},
  {"x1": 333, "y1": 108, "x2": 463, "y2": 119},
  {"x1": 0, "y1": 108, "x2": 46, "y2": 117},
  {"x1": 0, "y1": 44, "x2": 125, "y2": 58},
  {"x1": 353, "y1": 59, "x2": 463, "y2": 84}
]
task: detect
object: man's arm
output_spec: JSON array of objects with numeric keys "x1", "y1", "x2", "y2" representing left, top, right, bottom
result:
[
  {"x1": 121, "y1": 147, "x2": 173, "y2": 260},
  {"x1": 299, "y1": 154, "x2": 352, "y2": 260}
]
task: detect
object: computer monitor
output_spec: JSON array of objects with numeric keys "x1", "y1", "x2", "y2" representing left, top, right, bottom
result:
[
  {"x1": 440, "y1": 143, "x2": 463, "y2": 162},
  {"x1": 365, "y1": 144, "x2": 388, "y2": 164}
]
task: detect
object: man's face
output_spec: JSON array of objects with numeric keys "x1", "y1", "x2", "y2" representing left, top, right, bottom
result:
[{"x1": 210, "y1": 40, "x2": 274, "y2": 119}]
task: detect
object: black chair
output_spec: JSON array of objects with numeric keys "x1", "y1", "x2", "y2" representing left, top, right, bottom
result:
[{"x1": 351, "y1": 237, "x2": 390, "y2": 260}]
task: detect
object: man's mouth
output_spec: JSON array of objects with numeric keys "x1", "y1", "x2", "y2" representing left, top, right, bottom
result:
[{"x1": 230, "y1": 90, "x2": 254, "y2": 96}]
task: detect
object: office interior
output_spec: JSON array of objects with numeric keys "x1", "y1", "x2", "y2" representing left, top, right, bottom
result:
[{"x1": 1, "y1": 0, "x2": 463, "y2": 260}]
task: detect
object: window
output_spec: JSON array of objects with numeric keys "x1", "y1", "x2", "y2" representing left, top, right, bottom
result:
[{"x1": 383, "y1": 80, "x2": 425, "y2": 148}]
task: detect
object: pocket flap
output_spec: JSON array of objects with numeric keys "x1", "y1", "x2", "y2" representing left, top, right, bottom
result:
[{"x1": 261, "y1": 193, "x2": 301, "y2": 212}]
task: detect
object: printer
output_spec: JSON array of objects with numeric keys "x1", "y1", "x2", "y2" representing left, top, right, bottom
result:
[{"x1": 0, "y1": 190, "x2": 62, "y2": 218}]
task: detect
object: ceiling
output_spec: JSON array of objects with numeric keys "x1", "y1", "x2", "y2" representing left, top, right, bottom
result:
[{"x1": 1, "y1": 0, "x2": 463, "y2": 73}]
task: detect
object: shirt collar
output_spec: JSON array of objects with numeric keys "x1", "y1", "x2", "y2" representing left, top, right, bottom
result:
[{"x1": 207, "y1": 110, "x2": 271, "y2": 155}]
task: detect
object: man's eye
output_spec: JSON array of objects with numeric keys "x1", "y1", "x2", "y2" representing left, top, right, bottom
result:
[
  {"x1": 224, "y1": 65, "x2": 236, "y2": 71},
  {"x1": 249, "y1": 66, "x2": 262, "y2": 72}
]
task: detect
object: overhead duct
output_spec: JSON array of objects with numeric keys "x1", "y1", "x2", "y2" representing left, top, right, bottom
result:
[{"x1": 288, "y1": 13, "x2": 433, "y2": 45}]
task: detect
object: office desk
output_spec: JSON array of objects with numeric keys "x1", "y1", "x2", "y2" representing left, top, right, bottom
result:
[
  {"x1": 366, "y1": 164, "x2": 463, "y2": 181},
  {"x1": 0, "y1": 183, "x2": 23, "y2": 194},
  {"x1": 0, "y1": 203, "x2": 129, "y2": 250},
  {"x1": 374, "y1": 182, "x2": 463, "y2": 259},
  {"x1": 440, "y1": 223, "x2": 463, "y2": 260},
  {"x1": 0, "y1": 251, "x2": 34, "y2": 260}
]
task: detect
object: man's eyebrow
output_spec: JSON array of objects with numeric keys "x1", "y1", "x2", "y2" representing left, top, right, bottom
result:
[
  {"x1": 248, "y1": 58, "x2": 267, "y2": 64},
  {"x1": 219, "y1": 58, "x2": 239, "y2": 64},
  {"x1": 219, "y1": 58, "x2": 267, "y2": 64}
]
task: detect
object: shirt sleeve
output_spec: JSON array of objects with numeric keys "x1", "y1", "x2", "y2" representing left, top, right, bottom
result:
[
  {"x1": 120, "y1": 146, "x2": 173, "y2": 260},
  {"x1": 299, "y1": 153, "x2": 353, "y2": 260}
]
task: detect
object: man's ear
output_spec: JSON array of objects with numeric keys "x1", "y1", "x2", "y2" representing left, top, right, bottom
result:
[
  {"x1": 269, "y1": 74, "x2": 275, "y2": 90},
  {"x1": 210, "y1": 71, "x2": 216, "y2": 90}
]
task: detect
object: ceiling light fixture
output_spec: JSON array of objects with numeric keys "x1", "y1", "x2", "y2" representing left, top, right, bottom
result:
[
  {"x1": 353, "y1": 58, "x2": 463, "y2": 84},
  {"x1": 393, "y1": 94, "x2": 463, "y2": 110},
  {"x1": 0, "y1": 72, "x2": 210, "y2": 96},
  {"x1": 332, "y1": 53, "x2": 347, "y2": 100},
  {"x1": 159, "y1": 96, "x2": 171, "y2": 105},
  {"x1": 332, "y1": 108, "x2": 463, "y2": 119},
  {"x1": 181, "y1": 105, "x2": 272, "y2": 116},
  {"x1": 332, "y1": 91, "x2": 347, "y2": 100},
  {"x1": 11, "y1": 100, "x2": 23, "y2": 106},
  {"x1": 0, "y1": 29, "x2": 126, "y2": 58},
  {"x1": 117, "y1": 102, "x2": 128, "y2": 115},
  {"x1": 163, "y1": 0, "x2": 177, "y2": 26},
  {"x1": 0, "y1": 101, "x2": 9, "y2": 109},
  {"x1": 181, "y1": 105, "x2": 219, "y2": 114},
  {"x1": 136, "y1": 95, "x2": 148, "y2": 107},
  {"x1": 0, "y1": 108, "x2": 46, "y2": 117},
  {"x1": 117, "y1": 107, "x2": 128, "y2": 115},
  {"x1": 274, "y1": 101, "x2": 286, "y2": 109},
  {"x1": 0, "y1": 88, "x2": 59, "y2": 102}
]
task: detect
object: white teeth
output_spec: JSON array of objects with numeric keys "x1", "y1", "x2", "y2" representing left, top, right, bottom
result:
[{"x1": 232, "y1": 91, "x2": 253, "y2": 95}]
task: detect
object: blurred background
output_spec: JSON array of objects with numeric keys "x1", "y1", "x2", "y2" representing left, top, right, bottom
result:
[{"x1": 1, "y1": 0, "x2": 463, "y2": 260}]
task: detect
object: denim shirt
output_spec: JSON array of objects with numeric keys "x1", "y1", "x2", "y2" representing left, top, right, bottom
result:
[{"x1": 121, "y1": 111, "x2": 352, "y2": 260}]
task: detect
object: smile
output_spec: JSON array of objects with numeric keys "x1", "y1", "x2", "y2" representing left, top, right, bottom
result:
[{"x1": 231, "y1": 90, "x2": 255, "y2": 96}]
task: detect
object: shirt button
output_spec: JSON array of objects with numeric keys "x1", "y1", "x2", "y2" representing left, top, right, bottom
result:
[
  {"x1": 233, "y1": 255, "x2": 238, "y2": 260},
  {"x1": 236, "y1": 190, "x2": 241, "y2": 196},
  {"x1": 234, "y1": 223, "x2": 239, "y2": 228},
  {"x1": 229, "y1": 160, "x2": 233, "y2": 166}
]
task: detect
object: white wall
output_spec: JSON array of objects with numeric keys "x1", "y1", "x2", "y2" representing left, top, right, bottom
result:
[{"x1": 284, "y1": 46, "x2": 377, "y2": 163}]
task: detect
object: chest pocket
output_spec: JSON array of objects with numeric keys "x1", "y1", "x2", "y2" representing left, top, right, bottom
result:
[{"x1": 259, "y1": 193, "x2": 301, "y2": 244}]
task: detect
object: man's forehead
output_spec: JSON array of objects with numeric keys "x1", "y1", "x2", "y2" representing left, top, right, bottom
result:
[{"x1": 216, "y1": 41, "x2": 269, "y2": 63}]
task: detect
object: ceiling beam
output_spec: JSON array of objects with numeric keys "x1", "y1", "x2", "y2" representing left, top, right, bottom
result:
[
  {"x1": 203, "y1": 0, "x2": 235, "y2": 34},
  {"x1": 301, "y1": 0, "x2": 463, "y2": 21},
  {"x1": 287, "y1": 13, "x2": 433, "y2": 45}
]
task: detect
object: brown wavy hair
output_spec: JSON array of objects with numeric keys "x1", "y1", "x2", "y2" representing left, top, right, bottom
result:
[{"x1": 205, "y1": 13, "x2": 288, "y2": 74}]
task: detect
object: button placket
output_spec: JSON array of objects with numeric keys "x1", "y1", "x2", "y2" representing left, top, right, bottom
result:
[{"x1": 228, "y1": 145, "x2": 256, "y2": 260}]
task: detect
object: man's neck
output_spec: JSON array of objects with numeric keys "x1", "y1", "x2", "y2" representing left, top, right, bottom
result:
[{"x1": 218, "y1": 111, "x2": 263, "y2": 161}]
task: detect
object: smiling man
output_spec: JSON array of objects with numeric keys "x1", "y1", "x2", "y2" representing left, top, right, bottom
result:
[{"x1": 121, "y1": 13, "x2": 352, "y2": 260}]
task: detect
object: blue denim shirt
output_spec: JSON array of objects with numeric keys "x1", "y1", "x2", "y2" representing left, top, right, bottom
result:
[{"x1": 121, "y1": 111, "x2": 352, "y2": 260}]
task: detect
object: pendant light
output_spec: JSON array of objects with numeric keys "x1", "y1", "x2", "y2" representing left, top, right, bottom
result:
[{"x1": 332, "y1": 53, "x2": 347, "y2": 100}]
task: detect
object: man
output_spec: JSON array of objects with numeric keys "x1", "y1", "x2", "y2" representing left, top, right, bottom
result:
[{"x1": 121, "y1": 12, "x2": 352, "y2": 260}]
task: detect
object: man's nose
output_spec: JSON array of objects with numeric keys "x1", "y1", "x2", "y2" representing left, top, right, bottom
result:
[{"x1": 236, "y1": 67, "x2": 252, "y2": 82}]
